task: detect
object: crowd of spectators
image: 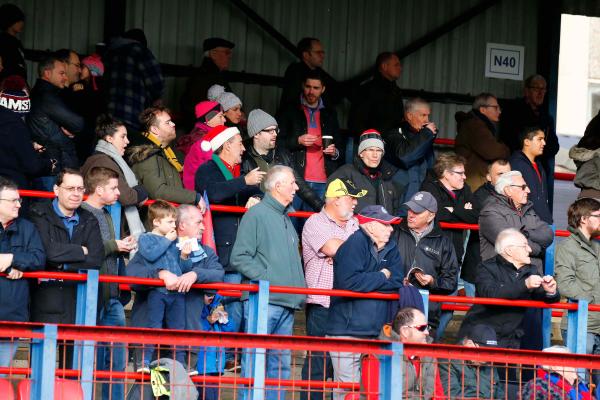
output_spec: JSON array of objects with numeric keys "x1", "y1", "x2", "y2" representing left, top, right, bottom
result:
[{"x1": 1, "y1": 4, "x2": 599, "y2": 399}]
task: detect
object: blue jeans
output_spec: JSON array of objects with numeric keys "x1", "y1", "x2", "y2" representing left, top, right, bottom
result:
[
  {"x1": 301, "y1": 304, "x2": 333, "y2": 400},
  {"x1": 96, "y1": 299, "x2": 126, "y2": 400},
  {"x1": 435, "y1": 289, "x2": 457, "y2": 342},
  {"x1": 463, "y1": 279, "x2": 476, "y2": 297},
  {"x1": 242, "y1": 302, "x2": 294, "y2": 400},
  {"x1": 223, "y1": 272, "x2": 244, "y2": 362},
  {"x1": 143, "y1": 290, "x2": 186, "y2": 367},
  {"x1": 292, "y1": 181, "x2": 326, "y2": 232}
]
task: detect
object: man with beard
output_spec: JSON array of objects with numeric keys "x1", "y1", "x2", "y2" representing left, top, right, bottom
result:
[
  {"x1": 555, "y1": 198, "x2": 600, "y2": 398},
  {"x1": 300, "y1": 178, "x2": 365, "y2": 400}
]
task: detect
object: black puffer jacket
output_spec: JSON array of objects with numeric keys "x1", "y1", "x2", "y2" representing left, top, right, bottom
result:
[
  {"x1": 396, "y1": 219, "x2": 459, "y2": 329},
  {"x1": 276, "y1": 103, "x2": 342, "y2": 177},
  {"x1": 27, "y1": 79, "x2": 85, "y2": 168},
  {"x1": 328, "y1": 156, "x2": 404, "y2": 216},
  {"x1": 241, "y1": 145, "x2": 324, "y2": 211}
]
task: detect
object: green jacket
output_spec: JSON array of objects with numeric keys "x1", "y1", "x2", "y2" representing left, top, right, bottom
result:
[
  {"x1": 127, "y1": 144, "x2": 197, "y2": 204},
  {"x1": 230, "y1": 193, "x2": 306, "y2": 309},
  {"x1": 555, "y1": 226, "x2": 600, "y2": 335},
  {"x1": 438, "y1": 358, "x2": 504, "y2": 399}
]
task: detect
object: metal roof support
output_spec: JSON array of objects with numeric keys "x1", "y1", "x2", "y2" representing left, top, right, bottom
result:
[{"x1": 346, "y1": 0, "x2": 503, "y2": 85}]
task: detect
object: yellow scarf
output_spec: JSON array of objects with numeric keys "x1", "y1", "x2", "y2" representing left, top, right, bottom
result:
[{"x1": 142, "y1": 132, "x2": 183, "y2": 173}]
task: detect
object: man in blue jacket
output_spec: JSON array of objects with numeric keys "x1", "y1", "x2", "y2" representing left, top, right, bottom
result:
[
  {"x1": 326, "y1": 205, "x2": 404, "y2": 400},
  {"x1": 0, "y1": 177, "x2": 45, "y2": 368}
]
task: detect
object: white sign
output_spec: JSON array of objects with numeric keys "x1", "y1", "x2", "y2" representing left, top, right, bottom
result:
[{"x1": 485, "y1": 43, "x2": 525, "y2": 81}]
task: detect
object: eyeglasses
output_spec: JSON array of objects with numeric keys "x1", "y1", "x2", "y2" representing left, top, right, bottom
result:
[
  {"x1": 587, "y1": 214, "x2": 600, "y2": 219},
  {"x1": 527, "y1": 86, "x2": 547, "y2": 92},
  {"x1": 449, "y1": 170, "x2": 466, "y2": 176},
  {"x1": 59, "y1": 186, "x2": 85, "y2": 194},
  {"x1": 482, "y1": 104, "x2": 501, "y2": 111},
  {"x1": 509, "y1": 184, "x2": 529, "y2": 190},
  {"x1": 0, "y1": 198, "x2": 22, "y2": 205},
  {"x1": 262, "y1": 128, "x2": 280, "y2": 134},
  {"x1": 403, "y1": 324, "x2": 430, "y2": 332}
]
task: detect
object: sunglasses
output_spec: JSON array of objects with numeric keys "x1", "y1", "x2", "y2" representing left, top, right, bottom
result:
[{"x1": 404, "y1": 324, "x2": 430, "y2": 332}]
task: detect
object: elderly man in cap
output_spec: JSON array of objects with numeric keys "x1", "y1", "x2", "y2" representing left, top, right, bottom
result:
[
  {"x1": 438, "y1": 324, "x2": 504, "y2": 399},
  {"x1": 181, "y1": 37, "x2": 235, "y2": 129},
  {"x1": 241, "y1": 108, "x2": 324, "y2": 211},
  {"x1": 397, "y1": 191, "x2": 459, "y2": 339},
  {"x1": 300, "y1": 178, "x2": 365, "y2": 400},
  {"x1": 326, "y1": 205, "x2": 404, "y2": 400}
]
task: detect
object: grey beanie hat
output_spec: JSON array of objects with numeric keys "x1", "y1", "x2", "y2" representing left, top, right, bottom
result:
[
  {"x1": 357, "y1": 129, "x2": 385, "y2": 155},
  {"x1": 207, "y1": 84, "x2": 226, "y2": 101},
  {"x1": 247, "y1": 109, "x2": 278, "y2": 138},
  {"x1": 217, "y1": 92, "x2": 242, "y2": 112}
]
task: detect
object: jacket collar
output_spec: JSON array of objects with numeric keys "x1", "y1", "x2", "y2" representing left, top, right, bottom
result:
[
  {"x1": 494, "y1": 254, "x2": 532, "y2": 273},
  {"x1": 262, "y1": 192, "x2": 289, "y2": 215},
  {"x1": 352, "y1": 156, "x2": 397, "y2": 179},
  {"x1": 489, "y1": 191, "x2": 533, "y2": 214},
  {"x1": 358, "y1": 227, "x2": 397, "y2": 258},
  {"x1": 567, "y1": 226, "x2": 597, "y2": 252},
  {"x1": 398, "y1": 218, "x2": 443, "y2": 238},
  {"x1": 201, "y1": 57, "x2": 221, "y2": 73}
]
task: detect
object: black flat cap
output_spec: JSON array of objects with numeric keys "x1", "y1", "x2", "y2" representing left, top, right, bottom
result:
[{"x1": 203, "y1": 37, "x2": 235, "y2": 52}]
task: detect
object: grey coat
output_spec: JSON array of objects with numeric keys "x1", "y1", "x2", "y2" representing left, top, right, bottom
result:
[
  {"x1": 479, "y1": 192, "x2": 553, "y2": 272},
  {"x1": 555, "y1": 226, "x2": 600, "y2": 335}
]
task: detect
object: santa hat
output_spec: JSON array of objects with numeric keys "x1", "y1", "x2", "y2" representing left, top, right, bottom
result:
[{"x1": 201, "y1": 125, "x2": 240, "y2": 152}]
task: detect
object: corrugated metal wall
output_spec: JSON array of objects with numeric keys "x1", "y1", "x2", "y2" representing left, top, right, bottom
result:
[
  {"x1": 9, "y1": 0, "x2": 104, "y2": 85},
  {"x1": 125, "y1": 0, "x2": 539, "y2": 138}
]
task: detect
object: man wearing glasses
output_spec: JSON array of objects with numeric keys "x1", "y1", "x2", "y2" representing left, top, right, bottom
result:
[
  {"x1": 555, "y1": 197, "x2": 600, "y2": 398},
  {"x1": 0, "y1": 177, "x2": 45, "y2": 370},
  {"x1": 29, "y1": 168, "x2": 103, "y2": 365},
  {"x1": 455, "y1": 92, "x2": 510, "y2": 191},
  {"x1": 479, "y1": 170, "x2": 553, "y2": 273}
]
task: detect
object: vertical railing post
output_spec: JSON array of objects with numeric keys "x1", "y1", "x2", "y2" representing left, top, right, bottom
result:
[
  {"x1": 73, "y1": 269, "x2": 99, "y2": 400},
  {"x1": 566, "y1": 299, "x2": 588, "y2": 355},
  {"x1": 243, "y1": 280, "x2": 269, "y2": 400},
  {"x1": 543, "y1": 224, "x2": 556, "y2": 348},
  {"x1": 31, "y1": 324, "x2": 57, "y2": 400},
  {"x1": 419, "y1": 289, "x2": 429, "y2": 320},
  {"x1": 379, "y1": 341, "x2": 403, "y2": 400}
]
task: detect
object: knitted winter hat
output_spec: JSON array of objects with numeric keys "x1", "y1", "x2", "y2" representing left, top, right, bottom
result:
[
  {"x1": 247, "y1": 109, "x2": 278, "y2": 138},
  {"x1": 201, "y1": 125, "x2": 240, "y2": 152},
  {"x1": 0, "y1": 75, "x2": 29, "y2": 115},
  {"x1": 207, "y1": 84, "x2": 226, "y2": 101},
  {"x1": 194, "y1": 101, "x2": 222, "y2": 122},
  {"x1": 217, "y1": 92, "x2": 242, "y2": 112},
  {"x1": 357, "y1": 129, "x2": 385, "y2": 154},
  {"x1": 81, "y1": 54, "x2": 104, "y2": 77}
]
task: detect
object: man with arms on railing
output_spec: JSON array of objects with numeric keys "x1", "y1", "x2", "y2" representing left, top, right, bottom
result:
[
  {"x1": 326, "y1": 205, "x2": 404, "y2": 400},
  {"x1": 0, "y1": 177, "x2": 45, "y2": 369},
  {"x1": 29, "y1": 168, "x2": 103, "y2": 366},
  {"x1": 396, "y1": 191, "x2": 458, "y2": 340},
  {"x1": 554, "y1": 197, "x2": 600, "y2": 398},
  {"x1": 230, "y1": 165, "x2": 306, "y2": 400},
  {"x1": 300, "y1": 178, "x2": 364, "y2": 400}
]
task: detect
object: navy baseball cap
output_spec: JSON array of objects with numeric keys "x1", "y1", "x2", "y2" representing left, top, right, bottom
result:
[{"x1": 356, "y1": 205, "x2": 400, "y2": 225}]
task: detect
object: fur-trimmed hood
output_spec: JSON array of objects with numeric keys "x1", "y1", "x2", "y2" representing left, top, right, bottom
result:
[
  {"x1": 127, "y1": 144, "x2": 161, "y2": 165},
  {"x1": 569, "y1": 146, "x2": 600, "y2": 163}
]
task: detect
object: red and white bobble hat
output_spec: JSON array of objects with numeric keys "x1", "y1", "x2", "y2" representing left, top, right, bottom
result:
[{"x1": 201, "y1": 125, "x2": 241, "y2": 152}]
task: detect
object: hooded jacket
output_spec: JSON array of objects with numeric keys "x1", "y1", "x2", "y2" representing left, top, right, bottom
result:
[
  {"x1": 328, "y1": 156, "x2": 404, "y2": 216},
  {"x1": 570, "y1": 145, "x2": 600, "y2": 199},
  {"x1": 458, "y1": 255, "x2": 560, "y2": 348},
  {"x1": 326, "y1": 228, "x2": 404, "y2": 337},
  {"x1": 509, "y1": 150, "x2": 553, "y2": 224},
  {"x1": 555, "y1": 226, "x2": 600, "y2": 335},
  {"x1": 479, "y1": 192, "x2": 553, "y2": 272},
  {"x1": 454, "y1": 110, "x2": 509, "y2": 191},
  {"x1": 128, "y1": 142, "x2": 198, "y2": 205}
]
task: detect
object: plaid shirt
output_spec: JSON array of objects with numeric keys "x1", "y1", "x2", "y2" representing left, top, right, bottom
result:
[
  {"x1": 105, "y1": 39, "x2": 164, "y2": 130},
  {"x1": 302, "y1": 209, "x2": 359, "y2": 308}
]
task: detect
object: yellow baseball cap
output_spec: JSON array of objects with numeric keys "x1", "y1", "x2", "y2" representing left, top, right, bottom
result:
[{"x1": 325, "y1": 179, "x2": 367, "y2": 198}]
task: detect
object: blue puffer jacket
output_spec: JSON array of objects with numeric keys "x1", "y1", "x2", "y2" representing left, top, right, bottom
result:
[
  {"x1": 0, "y1": 217, "x2": 46, "y2": 322},
  {"x1": 127, "y1": 233, "x2": 192, "y2": 294},
  {"x1": 326, "y1": 228, "x2": 404, "y2": 337}
]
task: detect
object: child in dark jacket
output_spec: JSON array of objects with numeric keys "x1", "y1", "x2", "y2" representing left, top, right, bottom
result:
[
  {"x1": 197, "y1": 293, "x2": 234, "y2": 400},
  {"x1": 132, "y1": 200, "x2": 192, "y2": 371}
]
